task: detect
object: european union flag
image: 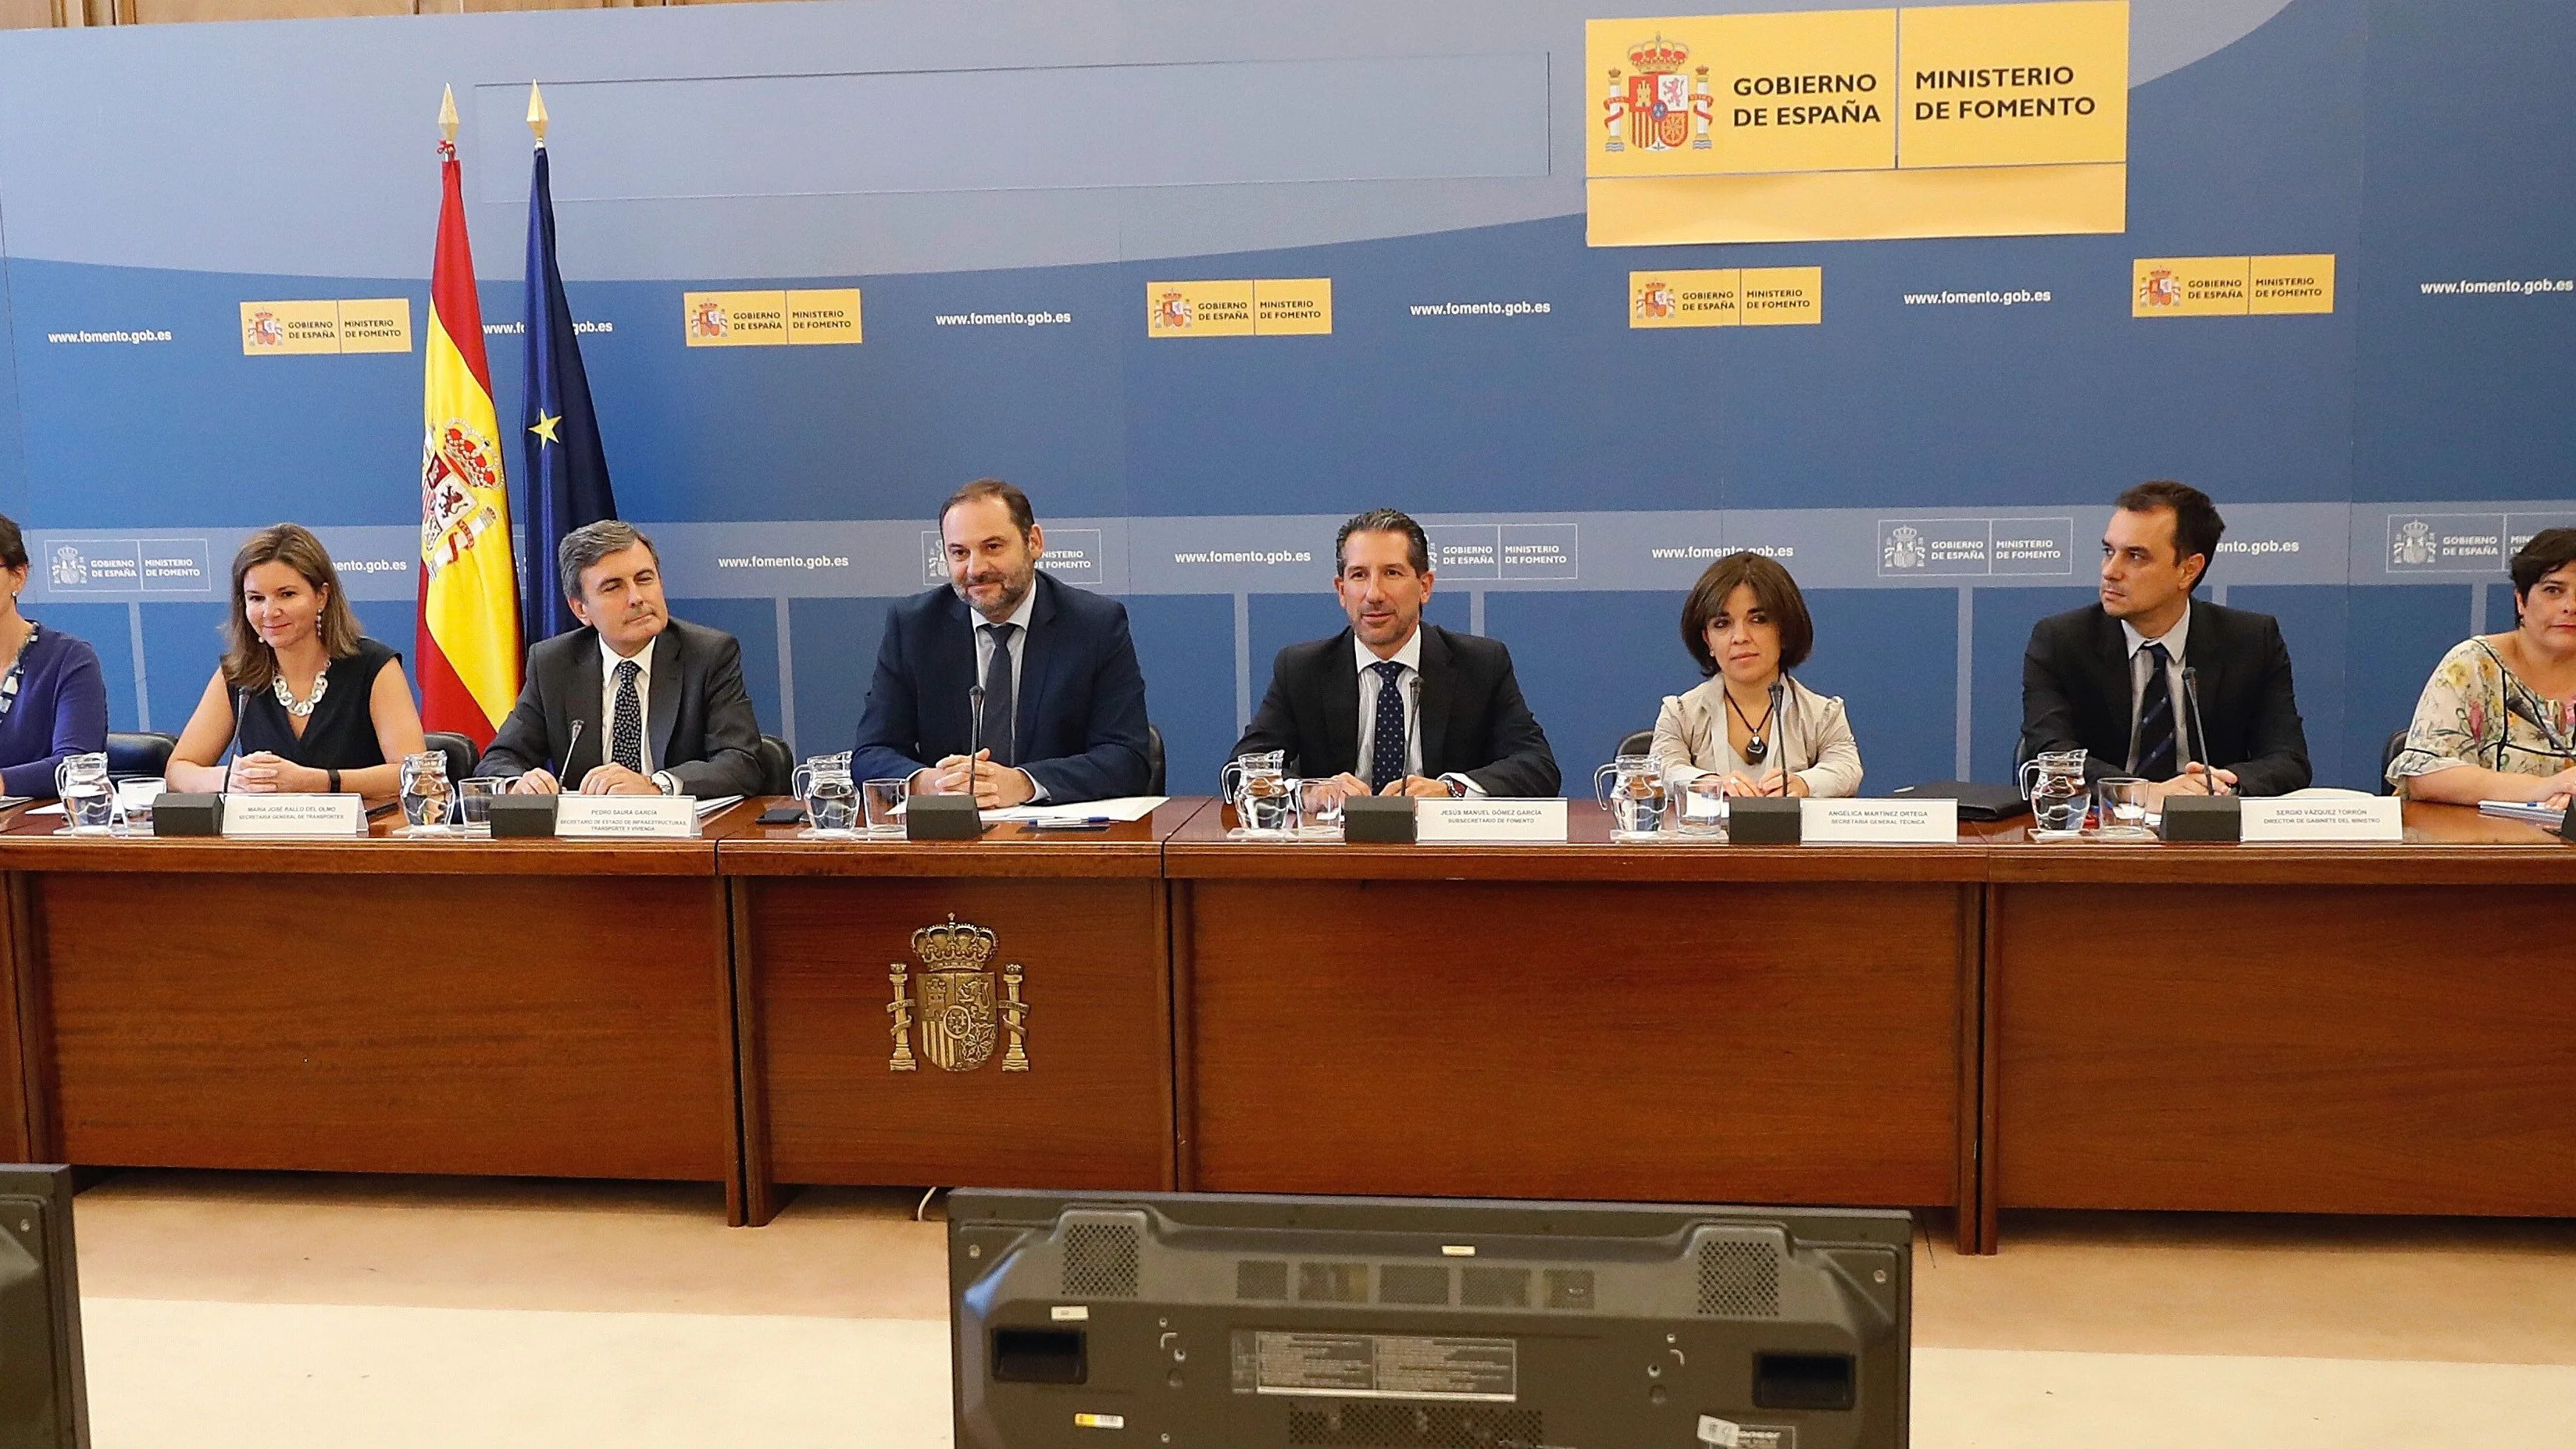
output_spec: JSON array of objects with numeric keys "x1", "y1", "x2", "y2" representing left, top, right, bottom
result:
[{"x1": 519, "y1": 138, "x2": 618, "y2": 645}]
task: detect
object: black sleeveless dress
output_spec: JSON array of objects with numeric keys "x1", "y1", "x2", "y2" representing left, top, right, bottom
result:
[{"x1": 234, "y1": 637, "x2": 401, "y2": 771}]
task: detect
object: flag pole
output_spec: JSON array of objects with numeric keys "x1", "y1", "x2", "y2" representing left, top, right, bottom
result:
[{"x1": 526, "y1": 81, "x2": 547, "y2": 147}]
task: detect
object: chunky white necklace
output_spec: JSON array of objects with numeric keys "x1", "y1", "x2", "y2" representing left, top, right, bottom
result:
[{"x1": 272, "y1": 669, "x2": 329, "y2": 717}]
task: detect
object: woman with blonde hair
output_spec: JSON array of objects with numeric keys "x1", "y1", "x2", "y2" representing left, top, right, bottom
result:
[{"x1": 166, "y1": 524, "x2": 426, "y2": 795}]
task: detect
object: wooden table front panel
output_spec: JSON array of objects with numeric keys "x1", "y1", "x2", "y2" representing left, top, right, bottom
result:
[
  {"x1": 741, "y1": 876, "x2": 1175, "y2": 1193},
  {"x1": 36, "y1": 872, "x2": 734, "y2": 1181},
  {"x1": 1183, "y1": 878, "x2": 1971, "y2": 1208},
  {"x1": 1994, "y1": 883, "x2": 2576, "y2": 1216}
]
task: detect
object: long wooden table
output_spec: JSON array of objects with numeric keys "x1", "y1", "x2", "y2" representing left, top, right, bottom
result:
[
  {"x1": 1981, "y1": 802, "x2": 2576, "y2": 1247},
  {"x1": 1166, "y1": 801, "x2": 1995, "y2": 1251},
  {"x1": 0, "y1": 806, "x2": 749, "y2": 1221},
  {"x1": 4, "y1": 795, "x2": 2568, "y2": 1250},
  {"x1": 720, "y1": 801, "x2": 1203, "y2": 1225}
]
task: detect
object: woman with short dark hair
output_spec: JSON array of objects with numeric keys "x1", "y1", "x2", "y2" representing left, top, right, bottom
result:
[
  {"x1": 0, "y1": 514, "x2": 109, "y2": 798},
  {"x1": 166, "y1": 524, "x2": 427, "y2": 795},
  {"x1": 2389, "y1": 526, "x2": 2576, "y2": 806},
  {"x1": 1650, "y1": 551, "x2": 1861, "y2": 798}
]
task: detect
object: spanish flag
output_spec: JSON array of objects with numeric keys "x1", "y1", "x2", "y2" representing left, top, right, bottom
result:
[{"x1": 415, "y1": 86, "x2": 522, "y2": 747}]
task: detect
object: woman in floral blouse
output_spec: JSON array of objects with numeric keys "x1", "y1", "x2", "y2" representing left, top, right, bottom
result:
[{"x1": 2389, "y1": 527, "x2": 2576, "y2": 806}]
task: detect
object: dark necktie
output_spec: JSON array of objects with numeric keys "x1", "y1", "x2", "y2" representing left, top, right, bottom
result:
[
  {"x1": 1368, "y1": 660, "x2": 1409, "y2": 792},
  {"x1": 981, "y1": 623, "x2": 1019, "y2": 768},
  {"x1": 2135, "y1": 641, "x2": 2178, "y2": 780},
  {"x1": 611, "y1": 658, "x2": 644, "y2": 772}
]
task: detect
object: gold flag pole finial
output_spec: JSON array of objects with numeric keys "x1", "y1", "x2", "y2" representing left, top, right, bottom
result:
[
  {"x1": 526, "y1": 82, "x2": 548, "y2": 147},
  {"x1": 437, "y1": 84, "x2": 460, "y2": 147}
]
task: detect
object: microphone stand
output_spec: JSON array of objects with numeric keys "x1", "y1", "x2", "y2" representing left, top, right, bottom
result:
[
  {"x1": 968, "y1": 683, "x2": 986, "y2": 807},
  {"x1": 2181, "y1": 666, "x2": 2225, "y2": 797},
  {"x1": 1769, "y1": 676, "x2": 1791, "y2": 798}
]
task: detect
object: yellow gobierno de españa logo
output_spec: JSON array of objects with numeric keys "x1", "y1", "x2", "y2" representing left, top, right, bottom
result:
[
  {"x1": 1630, "y1": 268, "x2": 1821, "y2": 327},
  {"x1": 1586, "y1": 2, "x2": 2130, "y2": 246},
  {"x1": 1147, "y1": 280, "x2": 1332, "y2": 337},
  {"x1": 2133, "y1": 255, "x2": 2334, "y2": 317}
]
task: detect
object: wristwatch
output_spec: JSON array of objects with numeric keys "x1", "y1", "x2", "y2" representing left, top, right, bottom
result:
[{"x1": 1445, "y1": 777, "x2": 1468, "y2": 798}]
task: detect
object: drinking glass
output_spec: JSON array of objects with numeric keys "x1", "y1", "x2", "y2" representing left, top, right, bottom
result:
[
  {"x1": 862, "y1": 778, "x2": 909, "y2": 837},
  {"x1": 1293, "y1": 778, "x2": 1347, "y2": 833},
  {"x1": 2093, "y1": 776, "x2": 2154, "y2": 840},
  {"x1": 55, "y1": 752, "x2": 112, "y2": 835},
  {"x1": 1673, "y1": 773, "x2": 1729, "y2": 837},
  {"x1": 400, "y1": 751, "x2": 454, "y2": 832},
  {"x1": 455, "y1": 776, "x2": 505, "y2": 835}
]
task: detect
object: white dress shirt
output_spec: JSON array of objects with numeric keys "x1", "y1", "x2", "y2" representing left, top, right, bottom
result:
[
  {"x1": 2120, "y1": 603, "x2": 2192, "y2": 773},
  {"x1": 1352, "y1": 630, "x2": 1482, "y2": 797},
  {"x1": 598, "y1": 633, "x2": 679, "y2": 794},
  {"x1": 971, "y1": 588, "x2": 1044, "y2": 800}
]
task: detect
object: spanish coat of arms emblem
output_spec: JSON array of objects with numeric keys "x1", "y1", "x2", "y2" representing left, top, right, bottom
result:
[{"x1": 887, "y1": 914, "x2": 1029, "y2": 1073}]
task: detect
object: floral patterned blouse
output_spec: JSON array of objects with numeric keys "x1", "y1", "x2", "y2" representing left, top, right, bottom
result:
[{"x1": 2387, "y1": 637, "x2": 2576, "y2": 787}]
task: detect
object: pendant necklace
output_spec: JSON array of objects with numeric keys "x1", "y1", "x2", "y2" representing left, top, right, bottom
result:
[{"x1": 1725, "y1": 687, "x2": 1777, "y2": 765}]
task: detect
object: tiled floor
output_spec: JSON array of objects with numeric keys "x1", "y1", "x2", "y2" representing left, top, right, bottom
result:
[{"x1": 59, "y1": 1171, "x2": 2576, "y2": 1447}]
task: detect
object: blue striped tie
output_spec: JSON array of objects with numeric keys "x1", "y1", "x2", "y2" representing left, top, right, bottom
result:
[{"x1": 2136, "y1": 641, "x2": 2178, "y2": 780}]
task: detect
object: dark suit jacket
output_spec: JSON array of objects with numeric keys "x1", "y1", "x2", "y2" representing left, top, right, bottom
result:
[
  {"x1": 1233, "y1": 623, "x2": 1561, "y2": 798},
  {"x1": 851, "y1": 571, "x2": 1152, "y2": 803},
  {"x1": 2020, "y1": 601, "x2": 2311, "y2": 796},
  {"x1": 475, "y1": 616, "x2": 765, "y2": 797}
]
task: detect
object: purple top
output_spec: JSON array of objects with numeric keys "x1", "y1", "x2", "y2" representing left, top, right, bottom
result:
[{"x1": 0, "y1": 624, "x2": 110, "y2": 798}]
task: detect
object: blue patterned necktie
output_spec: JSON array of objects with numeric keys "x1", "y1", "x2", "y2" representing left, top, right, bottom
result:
[
  {"x1": 2135, "y1": 641, "x2": 2178, "y2": 780},
  {"x1": 611, "y1": 658, "x2": 644, "y2": 772},
  {"x1": 981, "y1": 623, "x2": 1019, "y2": 768},
  {"x1": 1368, "y1": 660, "x2": 1409, "y2": 792}
]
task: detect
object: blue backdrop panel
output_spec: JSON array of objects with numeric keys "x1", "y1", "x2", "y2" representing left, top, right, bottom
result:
[{"x1": 1, "y1": 0, "x2": 2567, "y2": 798}]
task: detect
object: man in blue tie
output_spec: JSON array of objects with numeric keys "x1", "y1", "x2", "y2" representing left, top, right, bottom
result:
[
  {"x1": 1233, "y1": 508, "x2": 1560, "y2": 800},
  {"x1": 2020, "y1": 480, "x2": 2311, "y2": 799},
  {"x1": 852, "y1": 479, "x2": 1153, "y2": 806}
]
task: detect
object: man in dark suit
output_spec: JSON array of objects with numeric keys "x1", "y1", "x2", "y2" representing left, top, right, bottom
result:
[
  {"x1": 1234, "y1": 508, "x2": 1560, "y2": 799},
  {"x1": 478, "y1": 519, "x2": 765, "y2": 796},
  {"x1": 2021, "y1": 480, "x2": 2310, "y2": 798},
  {"x1": 852, "y1": 479, "x2": 1151, "y2": 805}
]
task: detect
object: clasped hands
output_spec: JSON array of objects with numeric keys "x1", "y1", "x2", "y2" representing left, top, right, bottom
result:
[
  {"x1": 1717, "y1": 770, "x2": 1809, "y2": 798},
  {"x1": 2144, "y1": 763, "x2": 2238, "y2": 802},
  {"x1": 223, "y1": 751, "x2": 326, "y2": 794},
  {"x1": 508, "y1": 765, "x2": 662, "y2": 795},
  {"x1": 1316, "y1": 773, "x2": 1454, "y2": 801},
  {"x1": 911, "y1": 751, "x2": 1038, "y2": 808}
]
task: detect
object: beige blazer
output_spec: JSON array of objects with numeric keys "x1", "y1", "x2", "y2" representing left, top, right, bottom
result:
[{"x1": 1650, "y1": 675, "x2": 1864, "y2": 798}]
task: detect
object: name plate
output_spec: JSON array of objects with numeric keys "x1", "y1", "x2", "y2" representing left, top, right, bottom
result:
[
  {"x1": 219, "y1": 793, "x2": 366, "y2": 838},
  {"x1": 1414, "y1": 798, "x2": 1568, "y2": 843},
  {"x1": 554, "y1": 794, "x2": 700, "y2": 839},
  {"x1": 2239, "y1": 796, "x2": 2403, "y2": 843},
  {"x1": 1799, "y1": 797, "x2": 1959, "y2": 844}
]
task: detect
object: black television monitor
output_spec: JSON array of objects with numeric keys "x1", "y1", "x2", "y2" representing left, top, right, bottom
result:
[
  {"x1": 951, "y1": 1190, "x2": 1909, "y2": 1449},
  {"x1": 0, "y1": 1165, "x2": 88, "y2": 1449}
]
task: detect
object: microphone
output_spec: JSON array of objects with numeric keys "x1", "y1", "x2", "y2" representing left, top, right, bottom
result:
[
  {"x1": 2180, "y1": 666, "x2": 2225, "y2": 797},
  {"x1": 221, "y1": 685, "x2": 248, "y2": 794},
  {"x1": 558, "y1": 719, "x2": 586, "y2": 791},
  {"x1": 1768, "y1": 677, "x2": 1790, "y2": 798},
  {"x1": 968, "y1": 683, "x2": 986, "y2": 803}
]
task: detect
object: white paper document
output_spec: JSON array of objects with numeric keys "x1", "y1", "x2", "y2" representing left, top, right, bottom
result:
[{"x1": 983, "y1": 795, "x2": 1168, "y2": 823}]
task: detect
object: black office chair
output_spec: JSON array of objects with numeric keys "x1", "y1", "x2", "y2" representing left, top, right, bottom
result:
[
  {"x1": 1616, "y1": 728, "x2": 1654, "y2": 759},
  {"x1": 106, "y1": 730, "x2": 177, "y2": 779},
  {"x1": 425, "y1": 730, "x2": 478, "y2": 785},
  {"x1": 2380, "y1": 727, "x2": 2409, "y2": 796},
  {"x1": 1146, "y1": 723, "x2": 1167, "y2": 795},
  {"x1": 755, "y1": 734, "x2": 795, "y2": 796}
]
